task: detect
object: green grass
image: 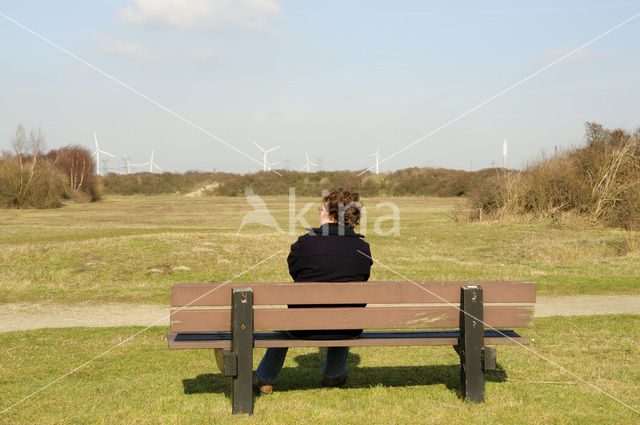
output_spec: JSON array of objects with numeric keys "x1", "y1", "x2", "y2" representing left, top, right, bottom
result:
[
  {"x1": 1, "y1": 195, "x2": 638, "y2": 304},
  {"x1": 0, "y1": 315, "x2": 638, "y2": 424},
  {"x1": 1, "y1": 196, "x2": 638, "y2": 423}
]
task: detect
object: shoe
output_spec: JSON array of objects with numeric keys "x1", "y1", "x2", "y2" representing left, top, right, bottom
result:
[
  {"x1": 253, "y1": 372, "x2": 273, "y2": 395},
  {"x1": 322, "y1": 372, "x2": 348, "y2": 388}
]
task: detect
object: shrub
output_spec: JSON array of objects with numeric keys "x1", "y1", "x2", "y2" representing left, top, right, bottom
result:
[
  {"x1": 47, "y1": 145, "x2": 101, "y2": 201},
  {"x1": 0, "y1": 154, "x2": 66, "y2": 209},
  {"x1": 466, "y1": 123, "x2": 640, "y2": 229},
  {"x1": 101, "y1": 167, "x2": 491, "y2": 198},
  {"x1": 0, "y1": 125, "x2": 67, "y2": 209}
]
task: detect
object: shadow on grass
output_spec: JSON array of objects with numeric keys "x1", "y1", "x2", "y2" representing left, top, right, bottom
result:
[
  {"x1": 183, "y1": 374, "x2": 230, "y2": 397},
  {"x1": 182, "y1": 348, "x2": 507, "y2": 399}
]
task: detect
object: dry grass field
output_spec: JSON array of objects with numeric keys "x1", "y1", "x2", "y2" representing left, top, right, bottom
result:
[{"x1": 0, "y1": 195, "x2": 638, "y2": 304}]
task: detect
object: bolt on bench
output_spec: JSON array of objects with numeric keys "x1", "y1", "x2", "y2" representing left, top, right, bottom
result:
[{"x1": 167, "y1": 281, "x2": 536, "y2": 415}]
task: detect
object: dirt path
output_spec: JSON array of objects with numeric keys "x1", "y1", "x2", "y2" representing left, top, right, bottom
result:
[{"x1": 1, "y1": 296, "x2": 639, "y2": 333}]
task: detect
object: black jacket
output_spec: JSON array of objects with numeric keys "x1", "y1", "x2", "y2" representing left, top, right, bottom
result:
[
  {"x1": 287, "y1": 223, "x2": 372, "y2": 282},
  {"x1": 287, "y1": 223, "x2": 372, "y2": 339}
]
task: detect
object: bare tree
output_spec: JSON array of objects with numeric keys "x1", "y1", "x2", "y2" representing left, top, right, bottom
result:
[
  {"x1": 11, "y1": 125, "x2": 46, "y2": 205},
  {"x1": 47, "y1": 145, "x2": 96, "y2": 192},
  {"x1": 0, "y1": 124, "x2": 64, "y2": 209}
]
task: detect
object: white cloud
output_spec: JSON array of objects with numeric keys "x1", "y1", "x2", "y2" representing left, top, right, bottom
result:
[
  {"x1": 541, "y1": 46, "x2": 615, "y2": 64},
  {"x1": 187, "y1": 47, "x2": 218, "y2": 62},
  {"x1": 119, "y1": 0, "x2": 281, "y2": 32},
  {"x1": 100, "y1": 40, "x2": 159, "y2": 61}
]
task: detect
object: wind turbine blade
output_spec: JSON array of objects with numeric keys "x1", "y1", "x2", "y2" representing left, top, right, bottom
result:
[
  {"x1": 101, "y1": 150, "x2": 116, "y2": 158},
  {"x1": 310, "y1": 161, "x2": 318, "y2": 166},
  {"x1": 94, "y1": 133, "x2": 99, "y2": 150},
  {"x1": 153, "y1": 163, "x2": 163, "y2": 171},
  {"x1": 253, "y1": 142, "x2": 265, "y2": 152},
  {"x1": 266, "y1": 146, "x2": 280, "y2": 153},
  {"x1": 305, "y1": 150, "x2": 309, "y2": 162},
  {"x1": 299, "y1": 164, "x2": 307, "y2": 171}
]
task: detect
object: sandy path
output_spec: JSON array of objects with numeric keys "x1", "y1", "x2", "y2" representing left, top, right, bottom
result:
[
  {"x1": 0, "y1": 303, "x2": 170, "y2": 333},
  {"x1": 1, "y1": 296, "x2": 639, "y2": 333},
  {"x1": 534, "y1": 295, "x2": 640, "y2": 317}
]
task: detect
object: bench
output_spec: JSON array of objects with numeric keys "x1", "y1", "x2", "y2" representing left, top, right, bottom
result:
[{"x1": 167, "y1": 281, "x2": 536, "y2": 415}]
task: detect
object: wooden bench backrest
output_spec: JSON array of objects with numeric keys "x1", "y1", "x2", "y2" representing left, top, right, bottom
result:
[{"x1": 170, "y1": 281, "x2": 536, "y2": 333}]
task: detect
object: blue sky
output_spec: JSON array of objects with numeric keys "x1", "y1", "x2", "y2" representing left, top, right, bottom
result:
[{"x1": 1, "y1": 1, "x2": 639, "y2": 173}]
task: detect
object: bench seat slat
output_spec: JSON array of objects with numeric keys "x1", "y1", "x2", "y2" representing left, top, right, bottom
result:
[
  {"x1": 171, "y1": 281, "x2": 536, "y2": 306},
  {"x1": 170, "y1": 305, "x2": 534, "y2": 332},
  {"x1": 167, "y1": 330, "x2": 528, "y2": 349}
]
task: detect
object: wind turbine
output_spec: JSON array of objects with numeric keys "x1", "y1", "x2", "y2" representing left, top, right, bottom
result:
[
  {"x1": 123, "y1": 155, "x2": 131, "y2": 175},
  {"x1": 503, "y1": 139, "x2": 508, "y2": 169},
  {"x1": 128, "y1": 161, "x2": 146, "y2": 173},
  {"x1": 267, "y1": 161, "x2": 281, "y2": 171},
  {"x1": 370, "y1": 146, "x2": 382, "y2": 174},
  {"x1": 138, "y1": 150, "x2": 163, "y2": 173},
  {"x1": 300, "y1": 150, "x2": 318, "y2": 173},
  {"x1": 254, "y1": 142, "x2": 280, "y2": 171},
  {"x1": 92, "y1": 133, "x2": 115, "y2": 176}
]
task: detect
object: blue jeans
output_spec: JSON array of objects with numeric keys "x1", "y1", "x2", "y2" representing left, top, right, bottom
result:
[{"x1": 255, "y1": 347, "x2": 349, "y2": 384}]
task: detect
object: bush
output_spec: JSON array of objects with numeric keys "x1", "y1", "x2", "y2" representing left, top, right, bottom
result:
[
  {"x1": 0, "y1": 125, "x2": 67, "y2": 208},
  {"x1": 466, "y1": 123, "x2": 640, "y2": 229},
  {"x1": 0, "y1": 155, "x2": 66, "y2": 209},
  {"x1": 47, "y1": 145, "x2": 101, "y2": 201},
  {"x1": 0, "y1": 126, "x2": 108, "y2": 209},
  {"x1": 101, "y1": 167, "x2": 492, "y2": 198}
]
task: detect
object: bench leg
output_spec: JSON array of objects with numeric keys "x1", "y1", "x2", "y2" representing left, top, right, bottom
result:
[
  {"x1": 459, "y1": 286, "x2": 484, "y2": 402},
  {"x1": 231, "y1": 288, "x2": 254, "y2": 415}
]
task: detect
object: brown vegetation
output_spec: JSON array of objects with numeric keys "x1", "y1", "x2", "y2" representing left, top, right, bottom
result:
[
  {"x1": 0, "y1": 125, "x2": 102, "y2": 208},
  {"x1": 0, "y1": 125, "x2": 65, "y2": 208},
  {"x1": 47, "y1": 145, "x2": 102, "y2": 201},
  {"x1": 102, "y1": 167, "x2": 493, "y2": 198},
  {"x1": 466, "y1": 123, "x2": 640, "y2": 229}
]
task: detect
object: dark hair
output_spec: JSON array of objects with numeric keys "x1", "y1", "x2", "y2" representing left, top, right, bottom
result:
[{"x1": 322, "y1": 189, "x2": 362, "y2": 228}]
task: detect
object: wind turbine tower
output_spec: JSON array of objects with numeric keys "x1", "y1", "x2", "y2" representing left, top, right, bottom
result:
[
  {"x1": 300, "y1": 150, "x2": 318, "y2": 173},
  {"x1": 254, "y1": 142, "x2": 280, "y2": 171},
  {"x1": 92, "y1": 133, "x2": 115, "y2": 176},
  {"x1": 138, "y1": 150, "x2": 162, "y2": 173},
  {"x1": 123, "y1": 155, "x2": 132, "y2": 175},
  {"x1": 149, "y1": 150, "x2": 162, "y2": 172},
  {"x1": 503, "y1": 139, "x2": 508, "y2": 169},
  {"x1": 371, "y1": 146, "x2": 382, "y2": 174}
]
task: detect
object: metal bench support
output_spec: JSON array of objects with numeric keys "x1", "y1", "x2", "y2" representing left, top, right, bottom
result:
[
  {"x1": 459, "y1": 286, "x2": 485, "y2": 402},
  {"x1": 230, "y1": 288, "x2": 254, "y2": 415}
]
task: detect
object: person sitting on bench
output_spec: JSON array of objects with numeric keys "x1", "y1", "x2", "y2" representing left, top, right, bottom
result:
[{"x1": 253, "y1": 189, "x2": 373, "y2": 394}]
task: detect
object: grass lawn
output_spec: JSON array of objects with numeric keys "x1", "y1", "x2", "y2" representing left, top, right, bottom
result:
[
  {"x1": 0, "y1": 195, "x2": 638, "y2": 304},
  {"x1": 0, "y1": 315, "x2": 638, "y2": 424},
  {"x1": 1, "y1": 195, "x2": 638, "y2": 423}
]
